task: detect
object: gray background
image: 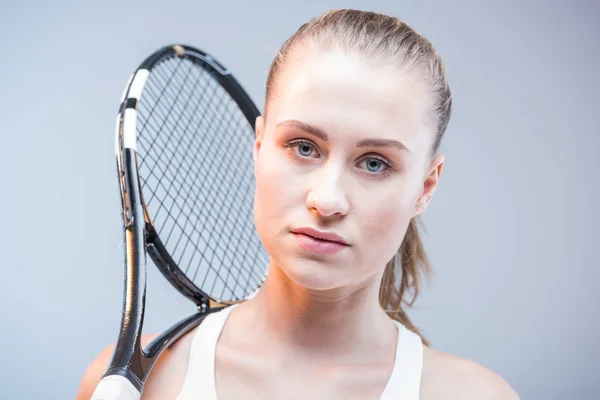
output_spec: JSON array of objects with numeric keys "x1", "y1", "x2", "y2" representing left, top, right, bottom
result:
[{"x1": 1, "y1": 0, "x2": 598, "y2": 399}]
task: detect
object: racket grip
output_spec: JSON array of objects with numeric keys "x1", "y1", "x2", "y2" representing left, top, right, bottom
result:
[{"x1": 90, "y1": 375, "x2": 141, "y2": 400}]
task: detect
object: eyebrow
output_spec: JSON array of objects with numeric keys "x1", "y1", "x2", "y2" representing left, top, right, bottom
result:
[{"x1": 276, "y1": 119, "x2": 411, "y2": 153}]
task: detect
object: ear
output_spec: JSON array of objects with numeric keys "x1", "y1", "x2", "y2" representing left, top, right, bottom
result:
[
  {"x1": 414, "y1": 153, "x2": 444, "y2": 217},
  {"x1": 253, "y1": 115, "x2": 265, "y2": 162}
]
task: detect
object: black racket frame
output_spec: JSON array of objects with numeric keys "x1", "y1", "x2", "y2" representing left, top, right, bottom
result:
[{"x1": 105, "y1": 44, "x2": 260, "y2": 391}]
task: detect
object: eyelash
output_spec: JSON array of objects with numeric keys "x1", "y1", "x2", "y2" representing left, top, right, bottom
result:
[{"x1": 283, "y1": 139, "x2": 394, "y2": 176}]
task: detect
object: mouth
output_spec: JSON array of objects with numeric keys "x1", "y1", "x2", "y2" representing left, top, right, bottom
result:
[
  {"x1": 290, "y1": 227, "x2": 350, "y2": 255},
  {"x1": 290, "y1": 227, "x2": 349, "y2": 245}
]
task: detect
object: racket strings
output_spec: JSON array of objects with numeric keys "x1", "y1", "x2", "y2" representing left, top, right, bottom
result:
[
  {"x1": 140, "y1": 123, "x2": 259, "y2": 286},
  {"x1": 138, "y1": 62, "x2": 207, "y2": 183},
  {"x1": 140, "y1": 60, "x2": 250, "y2": 222},
  {"x1": 147, "y1": 94, "x2": 260, "y2": 291},
  {"x1": 135, "y1": 56, "x2": 267, "y2": 301},
  {"x1": 140, "y1": 68, "x2": 259, "y2": 279},
  {"x1": 139, "y1": 64, "x2": 262, "y2": 297}
]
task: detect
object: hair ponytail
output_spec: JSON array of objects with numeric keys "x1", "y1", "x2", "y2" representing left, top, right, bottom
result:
[{"x1": 379, "y1": 217, "x2": 433, "y2": 345}]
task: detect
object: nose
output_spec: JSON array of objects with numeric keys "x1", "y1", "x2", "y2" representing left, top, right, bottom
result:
[{"x1": 305, "y1": 163, "x2": 350, "y2": 218}]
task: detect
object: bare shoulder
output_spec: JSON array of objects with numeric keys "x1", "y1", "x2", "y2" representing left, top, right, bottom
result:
[
  {"x1": 75, "y1": 331, "x2": 195, "y2": 400},
  {"x1": 75, "y1": 338, "x2": 127, "y2": 400},
  {"x1": 420, "y1": 346, "x2": 520, "y2": 400}
]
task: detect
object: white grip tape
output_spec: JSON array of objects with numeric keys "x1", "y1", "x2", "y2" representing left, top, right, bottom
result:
[
  {"x1": 90, "y1": 375, "x2": 141, "y2": 400},
  {"x1": 128, "y1": 70, "x2": 149, "y2": 100},
  {"x1": 114, "y1": 109, "x2": 137, "y2": 155},
  {"x1": 115, "y1": 69, "x2": 149, "y2": 155},
  {"x1": 122, "y1": 108, "x2": 138, "y2": 151}
]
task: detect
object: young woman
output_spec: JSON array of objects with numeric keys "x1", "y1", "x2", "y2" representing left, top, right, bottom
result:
[{"x1": 78, "y1": 9, "x2": 519, "y2": 400}]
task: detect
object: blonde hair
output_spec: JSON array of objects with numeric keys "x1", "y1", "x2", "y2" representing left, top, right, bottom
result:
[{"x1": 265, "y1": 9, "x2": 452, "y2": 345}]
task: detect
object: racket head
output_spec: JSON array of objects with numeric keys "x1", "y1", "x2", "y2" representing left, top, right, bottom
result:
[{"x1": 115, "y1": 44, "x2": 268, "y2": 308}]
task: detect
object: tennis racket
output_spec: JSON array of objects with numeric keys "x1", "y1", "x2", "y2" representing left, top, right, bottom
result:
[{"x1": 91, "y1": 44, "x2": 269, "y2": 400}]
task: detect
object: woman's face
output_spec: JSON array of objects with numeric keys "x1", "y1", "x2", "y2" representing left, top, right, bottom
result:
[{"x1": 253, "y1": 47, "x2": 443, "y2": 294}]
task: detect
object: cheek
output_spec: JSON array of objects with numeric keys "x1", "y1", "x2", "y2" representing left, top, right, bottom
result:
[
  {"x1": 253, "y1": 143, "x2": 298, "y2": 239},
  {"x1": 357, "y1": 181, "x2": 420, "y2": 257}
]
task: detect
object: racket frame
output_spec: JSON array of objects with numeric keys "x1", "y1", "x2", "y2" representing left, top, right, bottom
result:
[{"x1": 96, "y1": 44, "x2": 261, "y2": 396}]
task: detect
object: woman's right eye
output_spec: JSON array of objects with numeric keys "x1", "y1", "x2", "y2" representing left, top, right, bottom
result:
[{"x1": 284, "y1": 140, "x2": 320, "y2": 158}]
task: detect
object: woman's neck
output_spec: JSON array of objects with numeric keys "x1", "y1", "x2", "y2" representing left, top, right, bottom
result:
[{"x1": 240, "y1": 260, "x2": 397, "y2": 363}]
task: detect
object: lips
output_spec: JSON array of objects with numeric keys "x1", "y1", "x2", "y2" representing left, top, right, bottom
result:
[
  {"x1": 289, "y1": 226, "x2": 350, "y2": 255},
  {"x1": 290, "y1": 227, "x2": 349, "y2": 245}
]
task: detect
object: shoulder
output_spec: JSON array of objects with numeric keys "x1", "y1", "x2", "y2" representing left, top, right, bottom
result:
[
  {"x1": 419, "y1": 346, "x2": 520, "y2": 400},
  {"x1": 76, "y1": 339, "x2": 125, "y2": 400},
  {"x1": 75, "y1": 331, "x2": 196, "y2": 400}
]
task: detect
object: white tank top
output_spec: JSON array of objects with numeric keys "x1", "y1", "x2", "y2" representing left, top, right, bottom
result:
[{"x1": 177, "y1": 305, "x2": 423, "y2": 400}]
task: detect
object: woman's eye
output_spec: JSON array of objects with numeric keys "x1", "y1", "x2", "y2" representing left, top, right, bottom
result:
[
  {"x1": 285, "y1": 140, "x2": 319, "y2": 158},
  {"x1": 358, "y1": 158, "x2": 390, "y2": 173},
  {"x1": 297, "y1": 143, "x2": 314, "y2": 157}
]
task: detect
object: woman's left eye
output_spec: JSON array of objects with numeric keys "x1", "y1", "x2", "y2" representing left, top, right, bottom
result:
[{"x1": 357, "y1": 157, "x2": 391, "y2": 173}]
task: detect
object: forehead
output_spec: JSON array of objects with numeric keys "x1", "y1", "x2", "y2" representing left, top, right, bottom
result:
[{"x1": 269, "y1": 47, "x2": 431, "y2": 150}]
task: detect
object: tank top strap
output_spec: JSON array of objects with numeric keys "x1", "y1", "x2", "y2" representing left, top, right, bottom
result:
[
  {"x1": 378, "y1": 321, "x2": 424, "y2": 400},
  {"x1": 176, "y1": 304, "x2": 238, "y2": 400}
]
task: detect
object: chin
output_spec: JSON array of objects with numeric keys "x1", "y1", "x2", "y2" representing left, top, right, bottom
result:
[
  {"x1": 274, "y1": 252, "x2": 352, "y2": 291},
  {"x1": 257, "y1": 227, "x2": 355, "y2": 291}
]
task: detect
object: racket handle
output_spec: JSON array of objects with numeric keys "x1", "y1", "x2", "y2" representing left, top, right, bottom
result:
[{"x1": 90, "y1": 375, "x2": 141, "y2": 400}]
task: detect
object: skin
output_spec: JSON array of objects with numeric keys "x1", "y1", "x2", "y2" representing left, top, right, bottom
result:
[{"x1": 77, "y1": 46, "x2": 520, "y2": 399}]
